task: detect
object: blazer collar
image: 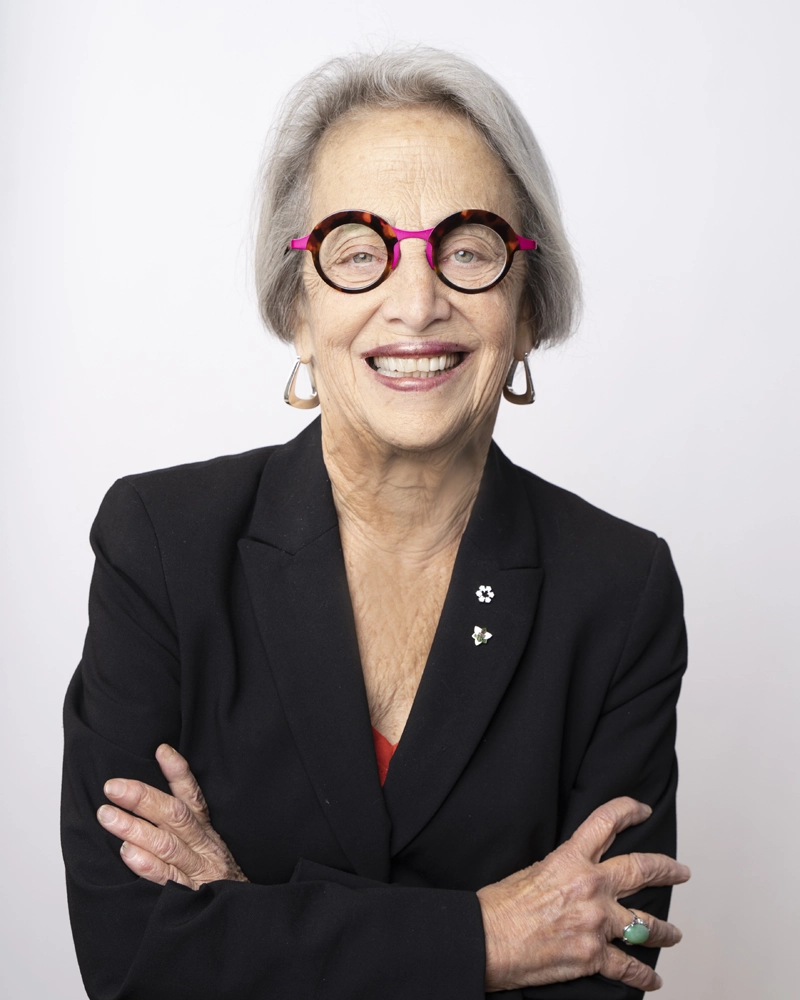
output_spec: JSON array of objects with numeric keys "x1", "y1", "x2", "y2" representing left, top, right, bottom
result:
[
  {"x1": 244, "y1": 418, "x2": 339, "y2": 553},
  {"x1": 238, "y1": 418, "x2": 543, "y2": 874}
]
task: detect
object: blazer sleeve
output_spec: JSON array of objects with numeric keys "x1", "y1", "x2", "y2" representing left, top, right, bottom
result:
[
  {"x1": 61, "y1": 479, "x2": 487, "y2": 1000},
  {"x1": 520, "y1": 538, "x2": 688, "y2": 1000}
]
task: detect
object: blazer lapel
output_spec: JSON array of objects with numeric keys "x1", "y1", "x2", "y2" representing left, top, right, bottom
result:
[
  {"x1": 238, "y1": 419, "x2": 392, "y2": 881},
  {"x1": 382, "y1": 442, "x2": 544, "y2": 856}
]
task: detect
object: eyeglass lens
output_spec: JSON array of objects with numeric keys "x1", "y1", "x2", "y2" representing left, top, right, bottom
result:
[{"x1": 317, "y1": 222, "x2": 508, "y2": 292}]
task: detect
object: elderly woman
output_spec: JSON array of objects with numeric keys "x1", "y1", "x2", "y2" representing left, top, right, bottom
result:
[{"x1": 61, "y1": 48, "x2": 690, "y2": 999}]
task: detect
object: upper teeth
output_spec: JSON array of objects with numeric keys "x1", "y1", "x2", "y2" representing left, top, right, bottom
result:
[{"x1": 373, "y1": 353, "x2": 460, "y2": 377}]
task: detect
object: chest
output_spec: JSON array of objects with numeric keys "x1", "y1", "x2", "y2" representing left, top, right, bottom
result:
[{"x1": 343, "y1": 549, "x2": 457, "y2": 744}]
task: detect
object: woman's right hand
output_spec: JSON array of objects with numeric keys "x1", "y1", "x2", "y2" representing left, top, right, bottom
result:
[{"x1": 476, "y1": 797, "x2": 690, "y2": 993}]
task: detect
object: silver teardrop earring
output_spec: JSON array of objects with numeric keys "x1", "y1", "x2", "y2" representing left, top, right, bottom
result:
[
  {"x1": 284, "y1": 357, "x2": 319, "y2": 409},
  {"x1": 503, "y1": 353, "x2": 535, "y2": 405}
]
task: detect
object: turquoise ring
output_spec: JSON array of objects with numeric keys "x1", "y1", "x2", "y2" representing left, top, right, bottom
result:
[{"x1": 622, "y1": 911, "x2": 651, "y2": 945}]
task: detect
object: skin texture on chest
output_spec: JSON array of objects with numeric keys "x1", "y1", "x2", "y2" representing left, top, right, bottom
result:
[{"x1": 342, "y1": 532, "x2": 458, "y2": 744}]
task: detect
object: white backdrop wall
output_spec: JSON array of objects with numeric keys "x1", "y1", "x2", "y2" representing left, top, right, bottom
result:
[{"x1": 2, "y1": 1, "x2": 798, "y2": 997}]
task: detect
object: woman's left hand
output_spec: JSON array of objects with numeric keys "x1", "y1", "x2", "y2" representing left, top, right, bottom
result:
[{"x1": 96, "y1": 743, "x2": 248, "y2": 890}]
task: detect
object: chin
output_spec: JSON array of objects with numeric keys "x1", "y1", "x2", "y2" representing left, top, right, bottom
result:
[{"x1": 364, "y1": 410, "x2": 477, "y2": 455}]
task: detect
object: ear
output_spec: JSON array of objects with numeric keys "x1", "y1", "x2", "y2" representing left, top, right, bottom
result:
[
  {"x1": 292, "y1": 299, "x2": 314, "y2": 365},
  {"x1": 513, "y1": 296, "x2": 536, "y2": 361}
]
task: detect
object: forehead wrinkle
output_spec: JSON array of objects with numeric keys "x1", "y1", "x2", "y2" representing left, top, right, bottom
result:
[{"x1": 308, "y1": 107, "x2": 519, "y2": 229}]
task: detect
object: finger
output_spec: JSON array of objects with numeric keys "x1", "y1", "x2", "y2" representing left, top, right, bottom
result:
[
  {"x1": 97, "y1": 803, "x2": 207, "y2": 880},
  {"x1": 102, "y1": 778, "x2": 208, "y2": 853},
  {"x1": 601, "y1": 943, "x2": 662, "y2": 992},
  {"x1": 569, "y1": 798, "x2": 653, "y2": 863},
  {"x1": 155, "y1": 744, "x2": 211, "y2": 825},
  {"x1": 118, "y1": 839, "x2": 198, "y2": 890},
  {"x1": 613, "y1": 906, "x2": 683, "y2": 949},
  {"x1": 603, "y1": 852, "x2": 692, "y2": 896}
]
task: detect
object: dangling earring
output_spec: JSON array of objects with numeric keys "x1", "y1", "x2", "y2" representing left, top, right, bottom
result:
[
  {"x1": 284, "y1": 357, "x2": 319, "y2": 409},
  {"x1": 503, "y1": 352, "x2": 535, "y2": 405}
]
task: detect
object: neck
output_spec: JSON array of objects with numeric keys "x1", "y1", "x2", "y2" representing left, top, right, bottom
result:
[{"x1": 321, "y1": 414, "x2": 495, "y2": 562}]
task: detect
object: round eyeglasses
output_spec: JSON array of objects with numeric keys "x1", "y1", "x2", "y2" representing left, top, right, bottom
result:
[{"x1": 288, "y1": 209, "x2": 538, "y2": 294}]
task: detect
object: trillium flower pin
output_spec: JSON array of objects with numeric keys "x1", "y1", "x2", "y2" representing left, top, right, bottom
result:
[
  {"x1": 472, "y1": 626, "x2": 492, "y2": 646},
  {"x1": 476, "y1": 585, "x2": 494, "y2": 603}
]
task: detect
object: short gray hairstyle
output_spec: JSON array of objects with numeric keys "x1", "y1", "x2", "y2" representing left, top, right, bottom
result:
[{"x1": 255, "y1": 47, "x2": 581, "y2": 347}]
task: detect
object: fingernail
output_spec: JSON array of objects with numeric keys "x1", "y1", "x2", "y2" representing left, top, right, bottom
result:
[
  {"x1": 159, "y1": 744, "x2": 176, "y2": 758},
  {"x1": 120, "y1": 841, "x2": 136, "y2": 858},
  {"x1": 680, "y1": 864, "x2": 692, "y2": 879},
  {"x1": 654, "y1": 974, "x2": 663, "y2": 989},
  {"x1": 104, "y1": 779, "x2": 127, "y2": 797},
  {"x1": 97, "y1": 804, "x2": 116, "y2": 823}
]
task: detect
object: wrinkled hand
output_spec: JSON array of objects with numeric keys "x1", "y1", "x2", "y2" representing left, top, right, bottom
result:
[
  {"x1": 476, "y1": 797, "x2": 691, "y2": 993},
  {"x1": 97, "y1": 744, "x2": 248, "y2": 890}
]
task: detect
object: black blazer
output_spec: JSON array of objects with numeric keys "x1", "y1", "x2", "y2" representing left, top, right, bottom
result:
[{"x1": 61, "y1": 418, "x2": 686, "y2": 1000}]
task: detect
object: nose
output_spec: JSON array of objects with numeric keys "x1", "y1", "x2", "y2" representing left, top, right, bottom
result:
[{"x1": 380, "y1": 238, "x2": 450, "y2": 333}]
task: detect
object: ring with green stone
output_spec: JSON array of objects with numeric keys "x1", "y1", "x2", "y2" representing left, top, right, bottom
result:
[{"x1": 622, "y1": 911, "x2": 651, "y2": 945}]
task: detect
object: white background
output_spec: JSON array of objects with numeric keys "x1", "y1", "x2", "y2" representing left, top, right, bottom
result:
[{"x1": 2, "y1": 1, "x2": 798, "y2": 996}]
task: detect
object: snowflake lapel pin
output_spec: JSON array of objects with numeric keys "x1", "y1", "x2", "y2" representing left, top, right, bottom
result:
[
  {"x1": 476, "y1": 585, "x2": 494, "y2": 603},
  {"x1": 472, "y1": 626, "x2": 492, "y2": 646}
]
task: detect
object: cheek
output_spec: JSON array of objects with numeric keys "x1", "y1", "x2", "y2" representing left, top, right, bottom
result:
[
  {"x1": 302, "y1": 280, "x2": 372, "y2": 367},
  {"x1": 473, "y1": 289, "x2": 521, "y2": 355},
  {"x1": 489, "y1": 269, "x2": 527, "y2": 350},
  {"x1": 302, "y1": 273, "x2": 345, "y2": 344}
]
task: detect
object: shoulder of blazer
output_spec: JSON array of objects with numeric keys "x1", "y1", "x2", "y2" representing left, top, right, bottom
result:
[
  {"x1": 513, "y1": 464, "x2": 667, "y2": 597},
  {"x1": 114, "y1": 443, "x2": 281, "y2": 544}
]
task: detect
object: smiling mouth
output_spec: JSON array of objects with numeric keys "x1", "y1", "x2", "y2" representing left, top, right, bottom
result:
[{"x1": 366, "y1": 352, "x2": 465, "y2": 378}]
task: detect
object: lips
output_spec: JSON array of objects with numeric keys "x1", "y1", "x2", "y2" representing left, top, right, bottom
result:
[{"x1": 363, "y1": 341, "x2": 470, "y2": 387}]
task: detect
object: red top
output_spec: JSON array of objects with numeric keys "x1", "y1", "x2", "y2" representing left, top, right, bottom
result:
[{"x1": 371, "y1": 726, "x2": 398, "y2": 786}]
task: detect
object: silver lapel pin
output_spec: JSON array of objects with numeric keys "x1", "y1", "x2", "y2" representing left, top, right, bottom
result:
[{"x1": 476, "y1": 585, "x2": 494, "y2": 603}]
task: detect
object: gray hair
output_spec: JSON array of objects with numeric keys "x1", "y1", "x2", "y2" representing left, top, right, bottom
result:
[{"x1": 254, "y1": 46, "x2": 581, "y2": 347}]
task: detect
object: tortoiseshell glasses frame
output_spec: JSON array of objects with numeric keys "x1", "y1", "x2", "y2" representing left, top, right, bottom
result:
[{"x1": 288, "y1": 209, "x2": 538, "y2": 294}]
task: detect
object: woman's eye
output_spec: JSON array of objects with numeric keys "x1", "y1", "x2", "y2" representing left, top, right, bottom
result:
[
  {"x1": 332, "y1": 245, "x2": 384, "y2": 265},
  {"x1": 452, "y1": 248, "x2": 476, "y2": 263}
]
